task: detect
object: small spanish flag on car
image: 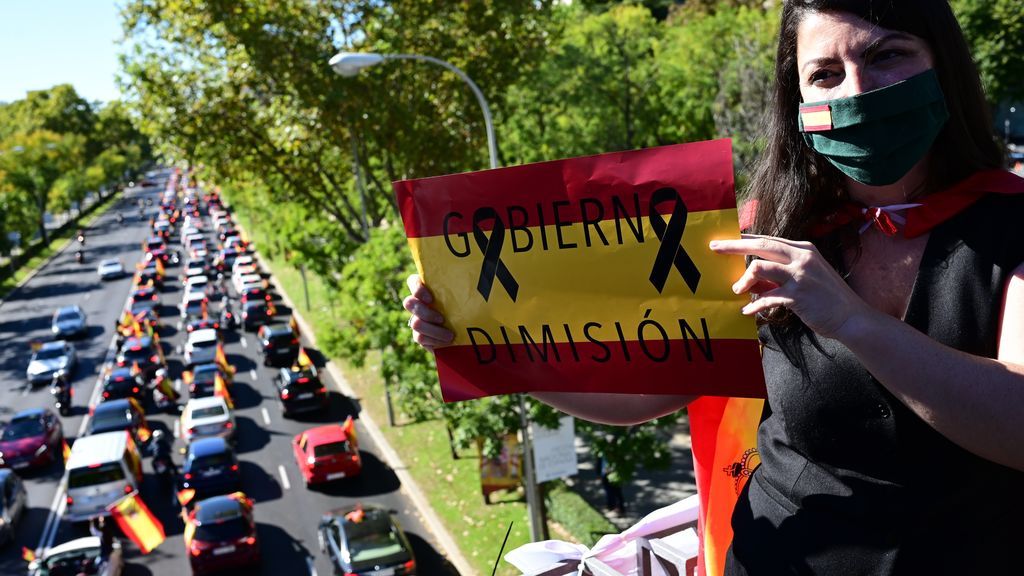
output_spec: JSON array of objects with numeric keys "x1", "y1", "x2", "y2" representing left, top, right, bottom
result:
[
  {"x1": 177, "y1": 488, "x2": 196, "y2": 507},
  {"x1": 108, "y1": 492, "x2": 165, "y2": 554},
  {"x1": 22, "y1": 546, "x2": 35, "y2": 562},
  {"x1": 62, "y1": 439, "x2": 71, "y2": 462},
  {"x1": 296, "y1": 347, "x2": 313, "y2": 370}
]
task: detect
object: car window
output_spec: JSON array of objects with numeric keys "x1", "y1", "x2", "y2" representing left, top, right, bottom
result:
[
  {"x1": 194, "y1": 516, "x2": 248, "y2": 541},
  {"x1": 313, "y1": 441, "x2": 352, "y2": 458},
  {"x1": 191, "y1": 453, "x2": 233, "y2": 469},
  {"x1": 346, "y1": 524, "x2": 404, "y2": 563},
  {"x1": 191, "y1": 406, "x2": 226, "y2": 419},
  {"x1": 90, "y1": 409, "x2": 132, "y2": 432},
  {"x1": 34, "y1": 348, "x2": 65, "y2": 360},
  {"x1": 43, "y1": 548, "x2": 101, "y2": 576},
  {"x1": 1, "y1": 418, "x2": 45, "y2": 440},
  {"x1": 56, "y1": 309, "x2": 81, "y2": 321},
  {"x1": 68, "y1": 462, "x2": 125, "y2": 488}
]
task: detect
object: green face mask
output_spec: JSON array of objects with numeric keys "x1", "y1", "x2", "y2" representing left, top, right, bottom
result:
[{"x1": 798, "y1": 68, "x2": 949, "y2": 186}]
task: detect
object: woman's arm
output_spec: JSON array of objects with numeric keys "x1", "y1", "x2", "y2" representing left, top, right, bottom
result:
[
  {"x1": 713, "y1": 237, "x2": 1024, "y2": 471},
  {"x1": 530, "y1": 392, "x2": 697, "y2": 426}
]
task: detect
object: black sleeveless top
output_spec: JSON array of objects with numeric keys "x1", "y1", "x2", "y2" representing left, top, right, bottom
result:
[{"x1": 727, "y1": 193, "x2": 1024, "y2": 575}]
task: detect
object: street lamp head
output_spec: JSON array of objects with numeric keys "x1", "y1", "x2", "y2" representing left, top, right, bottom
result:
[{"x1": 328, "y1": 52, "x2": 385, "y2": 77}]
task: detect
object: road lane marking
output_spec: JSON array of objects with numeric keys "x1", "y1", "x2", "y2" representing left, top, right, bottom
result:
[
  {"x1": 277, "y1": 465, "x2": 291, "y2": 490},
  {"x1": 261, "y1": 407, "x2": 271, "y2": 426},
  {"x1": 240, "y1": 337, "x2": 247, "y2": 349},
  {"x1": 21, "y1": 386, "x2": 29, "y2": 397},
  {"x1": 250, "y1": 369, "x2": 258, "y2": 381},
  {"x1": 174, "y1": 419, "x2": 181, "y2": 438},
  {"x1": 83, "y1": 292, "x2": 91, "y2": 301}
]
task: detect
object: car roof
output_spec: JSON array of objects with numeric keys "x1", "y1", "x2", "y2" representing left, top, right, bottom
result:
[
  {"x1": 56, "y1": 305, "x2": 81, "y2": 314},
  {"x1": 194, "y1": 495, "x2": 244, "y2": 525},
  {"x1": 188, "y1": 328, "x2": 218, "y2": 342},
  {"x1": 66, "y1": 431, "x2": 129, "y2": 468},
  {"x1": 39, "y1": 340, "x2": 67, "y2": 351},
  {"x1": 12, "y1": 408, "x2": 47, "y2": 420},
  {"x1": 261, "y1": 325, "x2": 291, "y2": 336},
  {"x1": 94, "y1": 399, "x2": 131, "y2": 413},
  {"x1": 193, "y1": 363, "x2": 220, "y2": 374},
  {"x1": 187, "y1": 396, "x2": 228, "y2": 410},
  {"x1": 123, "y1": 336, "x2": 154, "y2": 347},
  {"x1": 189, "y1": 436, "x2": 230, "y2": 457},
  {"x1": 303, "y1": 424, "x2": 348, "y2": 445},
  {"x1": 108, "y1": 367, "x2": 134, "y2": 378},
  {"x1": 184, "y1": 291, "x2": 207, "y2": 302}
]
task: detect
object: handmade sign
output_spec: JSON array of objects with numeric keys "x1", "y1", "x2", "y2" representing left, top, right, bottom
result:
[{"x1": 395, "y1": 139, "x2": 765, "y2": 402}]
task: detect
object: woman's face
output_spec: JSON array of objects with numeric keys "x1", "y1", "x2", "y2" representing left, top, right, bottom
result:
[{"x1": 796, "y1": 10, "x2": 935, "y2": 103}]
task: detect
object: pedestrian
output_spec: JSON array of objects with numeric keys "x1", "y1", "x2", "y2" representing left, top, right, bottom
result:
[{"x1": 404, "y1": 1, "x2": 1024, "y2": 573}]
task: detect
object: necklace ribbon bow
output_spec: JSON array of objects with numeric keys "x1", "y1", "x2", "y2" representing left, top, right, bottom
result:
[{"x1": 858, "y1": 203, "x2": 922, "y2": 236}]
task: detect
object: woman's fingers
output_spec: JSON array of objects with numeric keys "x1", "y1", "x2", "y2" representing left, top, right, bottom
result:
[
  {"x1": 731, "y1": 259, "x2": 790, "y2": 295},
  {"x1": 406, "y1": 273, "x2": 433, "y2": 305},
  {"x1": 402, "y1": 294, "x2": 446, "y2": 325},
  {"x1": 709, "y1": 236, "x2": 804, "y2": 264},
  {"x1": 409, "y1": 316, "x2": 454, "y2": 346}
]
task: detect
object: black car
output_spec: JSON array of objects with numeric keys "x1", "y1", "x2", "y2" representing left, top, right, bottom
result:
[
  {"x1": 273, "y1": 366, "x2": 327, "y2": 417},
  {"x1": 256, "y1": 325, "x2": 299, "y2": 366},
  {"x1": 115, "y1": 336, "x2": 165, "y2": 381},
  {"x1": 87, "y1": 399, "x2": 147, "y2": 444},
  {"x1": 181, "y1": 437, "x2": 241, "y2": 498},
  {"x1": 188, "y1": 363, "x2": 230, "y2": 398},
  {"x1": 0, "y1": 470, "x2": 27, "y2": 546},
  {"x1": 101, "y1": 367, "x2": 148, "y2": 402},
  {"x1": 318, "y1": 504, "x2": 416, "y2": 576},
  {"x1": 240, "y1": 300, "x2": 273, "y2": 332}
]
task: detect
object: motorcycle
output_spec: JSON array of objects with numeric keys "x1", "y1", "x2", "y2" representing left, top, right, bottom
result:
[
  {"x1": 76, "y1": 230, "x2": 85, "y2": 245},
  {"x1": 50, "y1": 376, "x2": 73, "y2": 417},
  {"x1": 75, "y1": 250, "x2": 84, "y2": 264}
]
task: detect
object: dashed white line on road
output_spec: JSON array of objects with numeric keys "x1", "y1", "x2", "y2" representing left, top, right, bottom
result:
[
  {"x1": 176, "y1": 321, "x2": 183, "y2": 330},
  {"x1": 240, "y1": 337, "x2": 247, "y2": 349},
  {"x1": 83, "y1": 293, "x2": 91, "y2": 301},
  {"x1": 277, "y1": 465, "x2": 291, "y2": 490},
  {"x1": 249, "y1": 369, "x2": 258, "y2": 381},
  {"x1": 261, "y1": 407, "x2": 271, "y2": 426},
  {"x1": 21, "y1": 386, "x2": 29, "y2": 397},
  {"x1": 173, "y1": 419, "x2": 180, "y2": 438}
]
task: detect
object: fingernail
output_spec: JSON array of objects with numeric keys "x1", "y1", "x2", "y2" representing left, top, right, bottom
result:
[
  {"x1": 709, "y1": 241, "x2": 720, "y2": 249},
  {"x1": 732, "y1": 283, "x2": 741, "y2": 294},
  {"x1": 741, "y1": 304, "x2": 753, "y2": 315}
]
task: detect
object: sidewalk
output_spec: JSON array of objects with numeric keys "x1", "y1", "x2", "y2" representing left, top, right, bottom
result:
[{"x1": 566, "y1": 417, "x2": 697, "y2": 532}]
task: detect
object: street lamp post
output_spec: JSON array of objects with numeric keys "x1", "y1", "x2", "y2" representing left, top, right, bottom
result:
[{"x1": 328, "y1": 50, "x2": 547, "y2": 543}]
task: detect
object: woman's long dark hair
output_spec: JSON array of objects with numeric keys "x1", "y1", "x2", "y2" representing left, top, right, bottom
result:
[{"x1": 749, "y1": 0, "x2": 1002, "y2": 337}]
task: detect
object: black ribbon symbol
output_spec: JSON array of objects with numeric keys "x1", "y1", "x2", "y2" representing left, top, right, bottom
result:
[
  {"x1": 649, "y1": 187, "x2": 700, "y2": 294},
  {"x1": 472, "y1": 207, "x2": 519, "y2": 302}
]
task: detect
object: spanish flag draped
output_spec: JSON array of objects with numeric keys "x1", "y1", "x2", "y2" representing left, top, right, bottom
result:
[
  {"x1": 296, "y1": 347, "x2": 313, "y2": 370},
  {"x1": 395, "y1": 139, "x2": 765, "y2": 401},
  {"x1": 108, "y1": 492, "x2": 165, "y2": 554},
  {"x1": 62, "y1": 439, "x2": 71, "y2": 462},
  {"x1": 214, "y1": 373, "x2": 234, "y2": 408},
  {"x1": 689, "y1": 395, "x2": 764, "y2": 576}
]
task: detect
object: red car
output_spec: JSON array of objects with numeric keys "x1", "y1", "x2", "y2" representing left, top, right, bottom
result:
[
  {"x1": 0, "y1": 408, "x2": 64, "y2": 470},
  {"x1": 292, "y1": 418, "x2": 361, "y2": 487},
  {"x1": 184, "y1": 492, "x2": 261, "y2": 575}
]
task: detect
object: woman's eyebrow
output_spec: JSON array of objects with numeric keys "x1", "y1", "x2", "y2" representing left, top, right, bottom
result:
[
  {"x1": 862, "y1": 32, "x2": 917, "y2": 57},
  {"x1": 800, "y1": 56, "x2": 839, "y2": 76}
]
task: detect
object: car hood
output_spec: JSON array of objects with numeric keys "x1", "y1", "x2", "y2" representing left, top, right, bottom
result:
[
  {"x1": 28, "y1": 358, "x2": 65, "y2": 374},
  {"x1": 188, "y1": 347, "x2": 217, "y2": 362},
  {"x1": 54, "y1": 320, "x2": 84, "y2": 332},
  {"x1": 0, "y1": 436, "x2": 46, "y2": 457}
]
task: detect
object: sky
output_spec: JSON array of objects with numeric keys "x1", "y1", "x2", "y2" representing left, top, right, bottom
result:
[{"x1": 0, "y1": 1, "x2": 123, "y2": 104}]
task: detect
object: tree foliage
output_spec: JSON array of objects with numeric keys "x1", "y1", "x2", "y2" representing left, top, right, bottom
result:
[{"x1": 951, "y1": 0, "x2": 1024, "y2": 104}]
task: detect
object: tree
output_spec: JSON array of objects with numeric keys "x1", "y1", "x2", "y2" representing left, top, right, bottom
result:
[{"x1": 951, "y1": 0, "x2": 1024, "y2": 105}]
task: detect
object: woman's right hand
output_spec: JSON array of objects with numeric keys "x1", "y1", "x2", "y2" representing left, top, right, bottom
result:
[{"x1": 403, "y1": 274, "x2": 454, "y2": 351}]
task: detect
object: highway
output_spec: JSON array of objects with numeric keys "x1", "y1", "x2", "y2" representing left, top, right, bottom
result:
[{"x1": 0, "y1": 175, "x2": 459, "y2": 575}]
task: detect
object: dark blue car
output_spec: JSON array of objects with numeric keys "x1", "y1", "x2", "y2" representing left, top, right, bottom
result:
[{"x1": 181, "y1": 437, "x2": 241, "y2": 498}]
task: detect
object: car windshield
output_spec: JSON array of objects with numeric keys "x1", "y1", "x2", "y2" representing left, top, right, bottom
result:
[
  {"x1": 345, "y1": 519, "x2": 404, "y2": 563},
  {"x1": 56, "y1": 310, "x2": 81, "y2": 321},
  {"x1": 121, "y1": 347, "x2": 153, "y2": 363},
  {"x1": 68, "y1": 462, "x2": 125, "y2": 488},
  {"x1": 191, "y1": 453, "x2": 233, "y2": 470},
  {"x1": 34, "y1": 348, "x2": 65, "y2": 360},
  {"x1": 195, "y1": 516, "x2": 248, "y2": 542},
  {"x1": 1, "y1": 417, "x2": 44, "y2": 440},
  {"x1": 313, "y1": 441, "x2": 351, "y2": 458},
  {"x1": 268, "y1": 332, "x2": 294, "y2": 345},
  {"x1": 130, "y1": 301, "x2": 155, "y2": 314},
  {"x1": 90, "y1": 409, "x2": 131, "y2": 432},
  {"x1": 192, "y1": 406, "x2": 225, "y2": 419},
  {"x1": 42, "y1": 547, "x2": 101, "y2": 576}
]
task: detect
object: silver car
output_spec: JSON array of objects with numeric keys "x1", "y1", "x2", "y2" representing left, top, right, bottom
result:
[
  {"x1": 97, "y1": 258, "x2": 127, "y2": 281},
  {"x1": 26, "y1": 341, "x2": 77, "y2": 385},
  {"x1": 51, "y1": 305, "x2": 88, "y2": 339}
]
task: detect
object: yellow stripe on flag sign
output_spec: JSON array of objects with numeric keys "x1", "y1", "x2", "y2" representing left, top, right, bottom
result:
[{"x1": 409, "y1": 208, "x2": 751, "y2": 345}]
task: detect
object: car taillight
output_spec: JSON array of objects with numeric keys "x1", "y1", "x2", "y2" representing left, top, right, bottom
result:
[
  {"x1": 315, "y1": 388, "x2": 326, "y2": 395},
  {"x1": 103, "y1": 391, "x2": 110, "y2": 398},
  {"x1": 280, "y1": 389, "x2": 290, "y2": 400},
  {"x1": 66, "y1": 495, "x2": 73, "y2": 506},
  {"x1": 223, "y1": 422, "x2": 233, "y2": 429},
  {"x1": 190, "y1": 546, "x2": 201, "y2": 556},
  {"x1": 243, "y1": 536, "x2": 256, "y2": 545},
  {"x1": 124, "y1": 484, "x2": 134, "y2": 494},
  {"x1": 403, "y1": 560, "x2": 416, "y2": 572},
  {"x1": 265, "y1": 294, "x2": 272, "y2": 301},
  {"x1": 132, "y1": 387, "x2": 139, "y2": 394},
  {"x1": 290, "y1": 338, "x2": 298, "y2": 345},
  {"x1": 150, "y1": 355, "x2": 159, "y2": 363},
  {"x1": 184, "y1": 473, "x2": 193, "y2": 480},
  {"x1": 230, "y1": 464, "x2": 239, "y2": 472}
]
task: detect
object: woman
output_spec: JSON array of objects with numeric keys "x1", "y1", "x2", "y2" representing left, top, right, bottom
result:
[{"x1": 404, "y1": 1, "x2": 1024, "y2": 573}]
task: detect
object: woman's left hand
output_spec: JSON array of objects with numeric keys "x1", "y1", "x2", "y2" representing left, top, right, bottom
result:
[{"x1": 709, "y1": 234, "x2": 872, "y2": 340}]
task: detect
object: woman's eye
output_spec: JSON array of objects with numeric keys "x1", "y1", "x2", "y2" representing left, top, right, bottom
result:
[
  {"x1": 872, "y1": 49, "x2": 906, "y2": 63},
  {"x1": 808, "y1": 70, "x2": 837, "y2": 85}
]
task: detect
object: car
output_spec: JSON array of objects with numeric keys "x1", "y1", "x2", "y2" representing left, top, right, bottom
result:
[
  {"x1": 133, "y1": 269, "x2": 163, "y2": 291},
  {"x1": 231, "y1": 255, "x2": 255, "y2": 274},
  {"x1": 0, "y1": 470, "x2": 27, "y2": 546},
  {"x1": 292, "y1": 419, "x2": 360, "y2": 486},
  {"x1": 317, "y1": 504, "x2": 416, "y2": 576},
  {"x1": 240, "y1": 300, "x2": 274, "y2": 331},
  {"x1": 180, "y1": 437, "x2": 241, "y2": 498},
  {"x1": 100, "y1": 367, "x2": 148, "y2": 403},
  {"x1": 232, "y1": 272, "x2": 264, "y2": 295},
  {"x1": 28, "y1": 536, "x2": 124, "y2": 576},
  {"x1": 180, "y1": 291, "x2": 209, "y2": 320},
  {"x1": 181, "y1": 396, "x2": 235, "y2": 444},
  {"x1": 146, "y1": 247, "x2": 178, "y2": 265},
  {"x1": 26, "y1": 341, "x2": 77, "y2": 386},
  {"x1": 182, "y1": 262, "x2": 211, "y2": 283},
  {"x1": 239, "y1": 286, "x2": 273, "y2": 306},
  {"x1": 184, "y1": 363, "x2": 232, "y2": 400},
  {"x1": 213, "y1": 248, "x2": 239, "y2": 273},
  {"x1": 0, "y1": 408, "x2": 65, "y2": 470},
  {"x1": 51, "y1": 305, "x2": 88, "y2": 339},
  {"x1": 186, "y1": 275, "x2": 216, "y2": 298},
  {"x1": 128, "y1": 287, "x2": 160, "y2": 316},
  {"x1": 185, "y1": 318, "x2": 222, "y2": 334},
  {"x1": 115, "y1": 336, "x2": 165, "y2": 380},
  {"x1": 97, "y1": 258, "x2": 127, "y2": 280},
  {"x1": 256, "y1": 324, "x2": 299, "y2": 366},
  {"x1": 143, "y1": 236, "x2": 166, "y2": 253},
  {"x1": 185, "y1": 329, "x2": 222, "y2": 368},
  {"x1": 87, "y1": 399, "x2": 148, "y2": 444},
  {"x1": 275, "y1": 366, "x2": 328, "y2": 416},
  {"x1": 184, "y1": 492, "x2": 260, "y2": 575}
]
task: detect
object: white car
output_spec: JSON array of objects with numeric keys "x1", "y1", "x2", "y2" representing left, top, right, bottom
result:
[
  {"x1": 231, "y1": 265, "x2": 258, "y2": 288},
  {"x1": 233, "y1": 273, "x2": 265, "y2": 295},
  {"x1": 231, "y1": 255, "x2": 255, "y2": 274},
  {"x1": 186, "y1": 274, "x2": 214, "y2": 297},
  {"x1": 28, "y1": 536, "x2": 124, "y2": 576},
  {"x1": 181, "y1": 396, "x2": 235, "y2": 444},
  {"x1": 180, "y1": 291, "x2": 208, "y2": 320},
  {"x1": 97, "y1": 258, "x2": 126, "y2": 280},
  {"x1": 184, "y1": 328, "x2": 220, "y2": 367}
]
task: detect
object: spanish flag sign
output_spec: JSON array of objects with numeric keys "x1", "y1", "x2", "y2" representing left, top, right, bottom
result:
[
  {"x1": 395, "y1": 139, "x2": 765, "y2": 401},
  {"x1": 108, "y1": 492, "x2": 165, "y2": 554}
]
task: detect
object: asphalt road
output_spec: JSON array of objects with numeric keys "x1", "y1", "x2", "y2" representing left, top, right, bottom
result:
[{"x1": 0, "y1": 175, "x2": 460, "y2": 576}]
